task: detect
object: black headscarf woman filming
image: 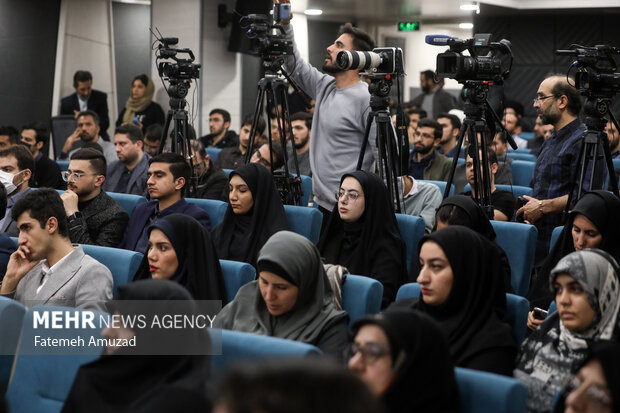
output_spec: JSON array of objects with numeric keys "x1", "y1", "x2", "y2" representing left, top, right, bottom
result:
[
  {"x1": 213, "y1": 163, "x2": 289, "y2": 268},
  {"x1": 133, "y1": 214, "x2": 227, "y2": 302},
  {"x1": 318, "y1": 170, "x2": 407, "y2": 307}
]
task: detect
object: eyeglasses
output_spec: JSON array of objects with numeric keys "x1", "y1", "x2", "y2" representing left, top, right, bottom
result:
[
  {"x1": 61, "y1": 171, "x2": 98, "y2": 182},
  {"x1": 335, "y1": 190, "x2": 363, "y2": 201},
  {"x1": 346, "y1": 342, "x2": 390, "y2": 365},
  {"x1": 563, "y1": 375, "x2": 611, "y2": 407},
  {"x1": 532, "y1": 95, "x2": 557, "y2": 104}
]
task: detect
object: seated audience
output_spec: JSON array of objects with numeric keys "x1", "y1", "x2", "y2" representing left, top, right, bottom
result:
[
  {"x1": 116, "y1": 74, "x2": 165, "y2": 133},
  {"x1": 0, "y1": 183, "x2": 16, "y2": 280},
  {"x1": 143, "y1": 124, "x2": 163, "y2": 157},
  {"x1": 189, "y1": 140, "x2": 228, "y2": 201},
  {"x1": 250, "y1": 141, "x2": 284, "y2": 171},
  {"x1": 104, "y1": 124, "x2": 149, "y2": 196},
  {"x1": 407, "y1": 118, "x2": 451, "y2": 181},
  {"x1": 318, "y1": 171, "x2": 407, "y2": 307},
  {"x1": 215, "y1": 114, "x2": 266, "y2": 170},
  {"x1": 515, "y1": 249, "x2": 620, "y2": 413},
  {"x1": 0, "y1": 189, "x2": 112, "y2": 310},
  {"x1": 21, "y1": 122, "x2": 64, "y2": 189},
  {"x1": 349, "y1": 308, "x2": 459, "y2": 413},
  {"x1": 0, "y1": 126, "x2": 19, "y2": 150},
  {"x1": 213, "y1": 163, "x2": 288, "y2": 267},
  {"x1": 502, "y1": 112, "x2": 527, "y2": 149},
  {"x1": 61, "y1": 280, "x2": 212, "y2": 412},
  {"x1": 133, "y1": 214, "x2": 226, "y2": 301},
  {"x1": 400, "y1": 175, "x2": 442, "y2": 233},
  {"x1": 59, "y1": 110, "x2": 117, "y2": 163},
  {"x1": 286, "y1": 111, "x2": 312, "y2": 176},
  {"x1": 436, "y1": 112, "x2": 462, "y2": 158},
  {"x1": 528, "y1": 190, "x2": 620, "y2": 316},
  {"x1": 214, "y1": 230, "x2": 348, "y2": 358},
  {"x1": 489, "y1": 131, "x2": 514, "y2": 184},
  {"x1": 406, "y1": 108, "x2": 427, "y2": 145},
  {"x1": 61, "y1": 148, "x2": 129, "y2": 247},
  {"x1": 0, "y1": 145, "x2": 34, "y2": 236},
  {"x1": 395, "y1": 226, "x2": 517, "y2": 375},
  {"x1": 200, "y1": 108, "x2": 238, "y2": 149},
  {"x1": 606, "y1": 110, "x2": 620, "y2": 159},
  {"x1": 118, "y1": 153, "x2": 211, "y2": 253}
]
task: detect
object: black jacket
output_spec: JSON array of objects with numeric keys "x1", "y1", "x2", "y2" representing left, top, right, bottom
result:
[{"x1": 60, "y1": 90, "x2": 110, "y2": 140}]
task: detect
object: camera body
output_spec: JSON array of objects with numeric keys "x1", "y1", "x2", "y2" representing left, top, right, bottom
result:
[
  {"x1": 156, "y1": 37, "x2": 201, "y2": 82},
  {"x1": 239, "y1": 5, "x2": 293, "y2": 57},
  {"x1": 336, "y1": 47, "x2": 404, "y2": 76},
  {"x1": 557, "y1": 44, "x2": 620, "y2": 98}
]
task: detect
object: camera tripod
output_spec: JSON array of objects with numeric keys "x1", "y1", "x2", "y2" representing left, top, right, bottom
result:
[
  {"x1": 245, "y1": 56, "x2": 305, "y2": 206},
  {"x1": 444, "y1": 81, "x2": 517, "y2": 218}
]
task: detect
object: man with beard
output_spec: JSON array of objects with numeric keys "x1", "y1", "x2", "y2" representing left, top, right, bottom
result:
[
  {"x1": 199, "y1": 109, "x2": 238, "y2": 149},
  {"x1": 276, "y1": 1, "x2": 377, "y2": 222},
  {"x1": 410, "y1": 70, "x2": 457, "y2": 119},
  {"x1": 58, "y1": 110, "x2": 117, "y2": 163},
  {"x1": 104, "y1": 124, "x2": 149, "y2": 196},
  {"x1": 189, "y1": 139, "x2": 228, "y2": 201},
  {"x1": 436, "y1": 113, "x2": 461, "y2": 158},
  {"x1": 286, "y1": 112, "x2": 312, "y2": 176},
  {"x1": 20, "y1": 122, "x2": 64, "y2": 189},
  {"x1": 517, "y1": 74, "x2": 605, "y2": 254},
  {"x1": 407, "y1": 118, "x2": 451, "y2": 181},
  {"x1": 61, "y1": 148, "x2": 128, "y2": 247},
  {"x1": 216, "y1": 114, "x2": 266, "y2": 170}
]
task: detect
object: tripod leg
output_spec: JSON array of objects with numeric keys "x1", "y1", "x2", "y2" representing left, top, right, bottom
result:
[
  {"x1": 158, "y1": 111, "x2": 174, "y2": 155},
  {"x1": 246, "y1": 84, "x2": 267, "y2": 164},
  {"x1": 357, "y1": 111, "x2": 375, "y2": 170},
  {"x1": 444, "y1": 120, "x2": 469, "y2": 199}
]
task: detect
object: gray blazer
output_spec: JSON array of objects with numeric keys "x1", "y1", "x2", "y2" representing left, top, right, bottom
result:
[
  {"x1": 104, "y1": 153, "x2": 150, "y2": 196},
  {"x1": 9, "y1": 246, "x2": 112, "y2": 311}
]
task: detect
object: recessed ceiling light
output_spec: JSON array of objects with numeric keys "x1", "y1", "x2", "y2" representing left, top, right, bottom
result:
[
  {"x1": 459, "y1": 23, "x2": 474, "y2": 29},
  {"x1": 460, "y1": 3, "x2": 479, "y2": 11},
  {"x1": 304, "y1": 9, "x2": 323, "y2": 15}
]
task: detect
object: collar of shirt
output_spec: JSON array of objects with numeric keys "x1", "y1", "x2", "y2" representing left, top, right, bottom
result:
[
  {"x1": 37, "y1": 248, "x2": 76, "y2": 294},
  {"x1": 403, "y1": 176, "x2": 419, "y2": 199}
]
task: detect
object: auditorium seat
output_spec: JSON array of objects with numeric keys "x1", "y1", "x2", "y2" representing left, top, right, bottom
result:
[
  {"x1": 548, "y1": 301, "x2": 557, "y2": 315},
  {"x1": 341, "y1": 274, "x2": 383, "y2": 328},
  {"x1": 284, "y1": 205, "x2": 322, "y2": 244},
  {"x1": 454, "y1": 367, "x2": 528, "y2": 413},
  {"x1": 106, "y1": 192, "x2": 148, "y2": 216},
  {"x1": 205, "y1": 147, "x2": 222, "y2": 163},
  {"x1": 419, "y1": 179, "x2": 454, "y2": 196},
  {"x1": 209, "y1": 328, "x2": 322, "y2": 375},
  {"x1": 299, "y1": 174, "x2": 312, "y2": 206},
  {"x1": 549, "y1": 225, "x2": 564, "y2": 251},
  {"x1": 187, "y1": 197, "x2": 228, "y2": 228},
  {"x1": 510, "y1": 160, "x2": 535, "y2": 187},
  {"x1": 395, "y1": 213, "x2": 425, "y2": 276},
  {"x1": 463, "y1": 183, "x2": 532, "y2": 199},
  {"x1": 82, "y1": 244, "x2": 143, "y2": 295},
  {"x1": 55, "y1": 160, "x2": 69, "y2": 172},
  {"x1": 491, "y1": 221, "x2": 537, "y2": 297},
  {"x1": 220, "y1": 259, "x2": 256, "y2": 303},
  {"x1": 506, "y1": 152, "x2": 537, "y2": 162},
  {"x1": 0, "y1": 297, "x2": 26, "y2": 393},
  {"x1": 395, "y1": 282, "x2": 420, "y2": 301},
  {"x1": 50, "y1": 115, "x2": 77, "y2": 159}
]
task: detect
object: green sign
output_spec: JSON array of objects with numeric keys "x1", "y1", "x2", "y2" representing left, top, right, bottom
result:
[{"x1": 398, "y1": 22, "x2": 420, "y2": 32}]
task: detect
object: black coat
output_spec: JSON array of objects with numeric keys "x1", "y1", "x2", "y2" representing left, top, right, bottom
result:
[{"x1": 60, "y1": 90, "x2": 110, "y2": 140}]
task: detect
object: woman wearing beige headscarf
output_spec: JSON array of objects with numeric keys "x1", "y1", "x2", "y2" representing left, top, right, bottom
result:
[{"x1": 116, "y1": 74, "x2": 165, "y2": 133}]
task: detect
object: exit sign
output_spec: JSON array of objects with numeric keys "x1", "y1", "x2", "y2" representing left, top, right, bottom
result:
[{"x1": 398, "y1": 22, "x2": 420, "y2": 31}]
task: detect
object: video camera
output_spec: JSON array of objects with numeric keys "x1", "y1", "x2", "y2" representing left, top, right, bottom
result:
[
  {"x1": 239, "y1": 4, "x2": 293, "y2": 58},
  {"x1": 154, "y1": 34, "x2": 200, "y2": 99},
  {"x1": 557, "y1": 44, "x2": 620, "y2": 98},
  {"x1": 426, "y1": 33, "x2": 512, "y2": 84},
  {"x1": 336, "y1": 47, "x2": 404, "y2": 76}
]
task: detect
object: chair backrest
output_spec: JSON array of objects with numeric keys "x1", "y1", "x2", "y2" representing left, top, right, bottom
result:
[
  {"x1": 491, "y1": 221, "x2": 537, "y2": 296},
  {"x1": 299, "y1": 174, "x2": 312, "y2": 206},
  {"x1": 395, "y1": 214, "x2": 425, "y2": 276},
  {"x1": 510, "y1": 160, "x2": 536, "y2": 187},
  {"x1": 82, "y1": 244, "x2": 143, "y2": 295},
  {"x1": 6, "y1": 306, "x2": 106, "y2": 413},
  {"x1": 186, "y1": 197, "x2": 228, "y2": 228},
  {"x1": 341, "y1": 274, "x2": 383, "y2": 328},
  {"x1": 220, "y1": 259, "x2": 256, "y2": 303},
  {"x1": 549, "y1": 225, "x2": 564, "y2": 252},
  {"x1": 505, "y1": 293, "x2": 530, "y2": 345},
  {"x1": 395, "y1": 282, "x2": 420, "y2": 301},
  {"x1": 50, "y1": 115, "x2": 78, "y2": 159},
  {"x1": 209, "y1": 328, "x2": 322, "y2": 375},
  {"x1": 495, "y1": 184, "x2": 533, "y2": 199},
  {"x1": 419, "y1": 180, "x2": 454, "y2": 196},
  {"x1": 205, "y1": 147, "x2": 222, "y2": 163},
  {"x1": 284, "y1": 205, "x2": 323, "y2": 244},
  {"x1": 548, "y1": 300, "x2": 557, "y2": 315},
  {"x1": 506, "y1": 152, "x2": 537, "y2": 162},
  {"x1": 106, "y1": 191, "x2": 148, "y2": 216},
  {"x1": 454, "y1": 367, "x2": 528, "y2": 413},
  {"x1": 0, "y1": 297, "x2": 26, "y2": 394},
  {"x1": 56, "y1": 160, "x2": 70, "y2": 172}
]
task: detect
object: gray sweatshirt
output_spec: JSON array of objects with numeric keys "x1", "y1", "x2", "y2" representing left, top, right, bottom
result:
[{"x1": 282, "y1": 25, "x2": 376, "y2": 209}]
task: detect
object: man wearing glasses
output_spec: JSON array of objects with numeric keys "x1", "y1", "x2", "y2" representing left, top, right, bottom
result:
[
  {"x1": 250, "y1": 142, "x2": 284, "y2": 172},
  {"x1": 188, "y1": 140, "x2": 228, "y2": 201},
  {"x1": 61, "y1": 148, "x2": 128, "y2": 247}
]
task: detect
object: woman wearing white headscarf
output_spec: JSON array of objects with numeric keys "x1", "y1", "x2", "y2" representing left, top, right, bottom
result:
[{"x1": 116, "y1": 74, "x2": 165, "y2": 133}]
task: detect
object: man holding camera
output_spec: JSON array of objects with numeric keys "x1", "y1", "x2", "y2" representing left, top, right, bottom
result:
[{"x1": 276, "y1": 0, "x2": 377, "y2": 219}]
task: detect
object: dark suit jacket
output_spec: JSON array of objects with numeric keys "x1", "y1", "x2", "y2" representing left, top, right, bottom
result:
[
  {"x1": 60, "y1": 90, "x2": 110, "y2": 140},
  {"x1": 31, "y1": 155, "x2": 65, "y2": 190},
  {"x1": 104, "y1": 153, "x2": 150, "y2": 196},
  {"x1": 68, "y1": 191, "x2": 129, "y2": 247},
  {"x1": 410, "y1": 87, "x2": 457, "y2": 119}
]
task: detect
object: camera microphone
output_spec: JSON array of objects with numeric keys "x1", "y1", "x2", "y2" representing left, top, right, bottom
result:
[{"x1": 425, "y1": 35, "x2": 452, "y2": 46}]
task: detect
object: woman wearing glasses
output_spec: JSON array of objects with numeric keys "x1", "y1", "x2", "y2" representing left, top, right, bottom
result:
[
  {"x1": 318, "y1": 171, "x2": 407, "y2": 307},
  {"x1": 348, "y1": 307, "x2": 458, "y2": 413},
  {"x1": 514, "y1": 249, "x2": 620, "y2": 413},
  {"x1": 215, "y1": 231, "x2": 348, "y2": 358}
]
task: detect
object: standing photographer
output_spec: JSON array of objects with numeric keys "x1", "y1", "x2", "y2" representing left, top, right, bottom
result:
[{"x1": 276, "y1": 0, "x2": 377, "y2": 219}]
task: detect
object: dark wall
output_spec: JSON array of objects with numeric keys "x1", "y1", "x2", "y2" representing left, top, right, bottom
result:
[
  {"x1": 308, "y1": 20, "x2": 343, "y2": 70},
  {"x1": 0, "y1": 0, "x2": 61, "y2": 128},
  {"x1": 474, "y1": 5, "x2": 620, "y2": 128}
]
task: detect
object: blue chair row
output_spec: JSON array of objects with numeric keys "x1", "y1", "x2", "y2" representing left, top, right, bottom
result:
[
  {"x1": 511, "y1": 160, "x2": 535, "y2": 187},
  {"x1": 506, "y1": 152, "x2": 537, "y2": 162},
  {"x1": 395, "y1": 214, "x2": 425, "y2": 276},
  {"x1": 205, "y1": 147, "x2": 222, "y2": 163},
  {"x1": 463, "y1": 183, "x2": 532, "y2": 199},
  {"x1": 550, "y1": 225, "x2": 564, "y2": 251},
  {"x1": 56, "y1": 160, "x2": 70, "y2": 172},
  {"x1": 419, "y1": 179, "x2": 455, "y2": 197},
  {"x1": 0, "y1": 297, "x2": 26, "y2": 394},
  {"x1": 491, "y1": 221, "x2": 537, "y2": 297}
]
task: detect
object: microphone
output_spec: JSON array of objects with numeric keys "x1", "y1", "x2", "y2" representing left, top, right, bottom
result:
[{"x1": 425, "y1": 35, "x2": 452, "y2": 46}]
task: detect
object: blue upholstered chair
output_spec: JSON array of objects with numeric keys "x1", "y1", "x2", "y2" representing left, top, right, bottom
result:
[
  {"x1": 495, "y1": 184, "x2": 533, "y2": 199},
  {"x1": 549, "y1": 225, "x2": 564, "y2": 251},
  {"x1": 395, "y1": 282, "x2": 420, "y2": 301},
  {"x1": 299, "y1": 174, "x2": 312, "y2": 206},
  {"x1": 454, "y1": 367, "x2": 528, "y2": 413},
  {"x1": 82, "y1": 244, "x2": 143, "y2": 295},
  {"x1": 205, "y1": 147, "x2": 222, "y2": 163},
  {"x1": 506, "y1": 152, "x2": 537, "y2": 162},
  {"x1": 219, "y1": 259, "x2": 256, "y2": 303},
  {"x1": 341, "y1": 274, "x2": 383, "y2": 328},
  {"x1": 491, "y1": 221, "x2": 537, "y2": 297},
  {"x1": 548, "y1": 301, "x2": 557, "y2": 315},
  {"x1": 55, "y1": 160, "x2": 70, "y2": 172},
  {"x1": 106, "y1": 191, "x2": 148, "y2": 216},
  {"x1": 395, "y1": 213, "x2": 425, "y2": 275},
  {"x1": 419, "y1": 180, "x2": 454, "y2": 197},
  {"x1": 209, "y1": 328, "x2": 322, "y2": 375},
  {"x1": 0, "y1": 297, "x2": 26, "y2": 393},
  {"x1": 186, "y1": 197, "x2": 228, "y2": 228},
  {"x1": 505, "y1": 293, "x2": 530, "y2": 345},
  {"x1": 510, "y1": 160, "x2": 535, "y2": 187},
  {"x1": 284, "y1": 205, "x2": 323, "y2": 244}
]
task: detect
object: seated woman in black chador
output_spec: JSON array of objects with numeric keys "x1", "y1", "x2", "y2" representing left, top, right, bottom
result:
[
  {"x1": 318, "y1": 170, "x2": 407, "y2": 307},
  {"x1": 213, "y1": 163, "x2": 288, "y2": 268}
]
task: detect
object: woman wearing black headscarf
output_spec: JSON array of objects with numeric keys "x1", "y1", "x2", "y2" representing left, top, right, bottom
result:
[
  {"x1": 349, "y1": 308, "x2": 459, "y2": 413},
  {"x1": 528, "y1": 190, "x2": 620, "y2": 313},
  {"x1": 61, "y1": 280, "x2": 212, "y2": 413},
  {"x1": 213, "y1": 163, "x2": 289, "y2": 268},
  {"x1": 133, "y1": 214, "x2": 227, "y2": 302},
  {"x1": 395, "y1": 225, "x2": 517, "y2": 375},
  {"x1": 214, "y1": 231, "x2": 348, "y2": 358},
  {"x1": 318, "y1": 171, "x2": 407, "y2": 307}
]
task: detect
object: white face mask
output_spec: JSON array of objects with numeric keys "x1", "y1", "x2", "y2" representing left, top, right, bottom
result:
[{"x1": 0, "y1": 170, "x2": 25, "y2": 196}]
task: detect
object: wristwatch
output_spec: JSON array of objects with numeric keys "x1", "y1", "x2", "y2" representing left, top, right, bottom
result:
[{"x1": 67, "y1": 211, "x2": 82, "y2": 223}]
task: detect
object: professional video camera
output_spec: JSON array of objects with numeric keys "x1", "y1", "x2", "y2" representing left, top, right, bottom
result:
[
  {"x1": 239, "y1": 4, "x2": 293, "y2": 58},
  {"x1": 426, "y1": 34, "x2": 512, "y2": 84},
  {"x1": 336, "y1": 47, "x2": 404, "y2": 76},
  {"x1": 556, "y1": 44, "x2": 620, "y2": 98},
  {"x1": 153, "y1": 33, "x2": 200, "y2": 99}
]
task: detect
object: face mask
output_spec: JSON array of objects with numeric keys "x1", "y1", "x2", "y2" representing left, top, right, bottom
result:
[{"x1": 0, "y1": 170, "x2": 24, "y2": 195}]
